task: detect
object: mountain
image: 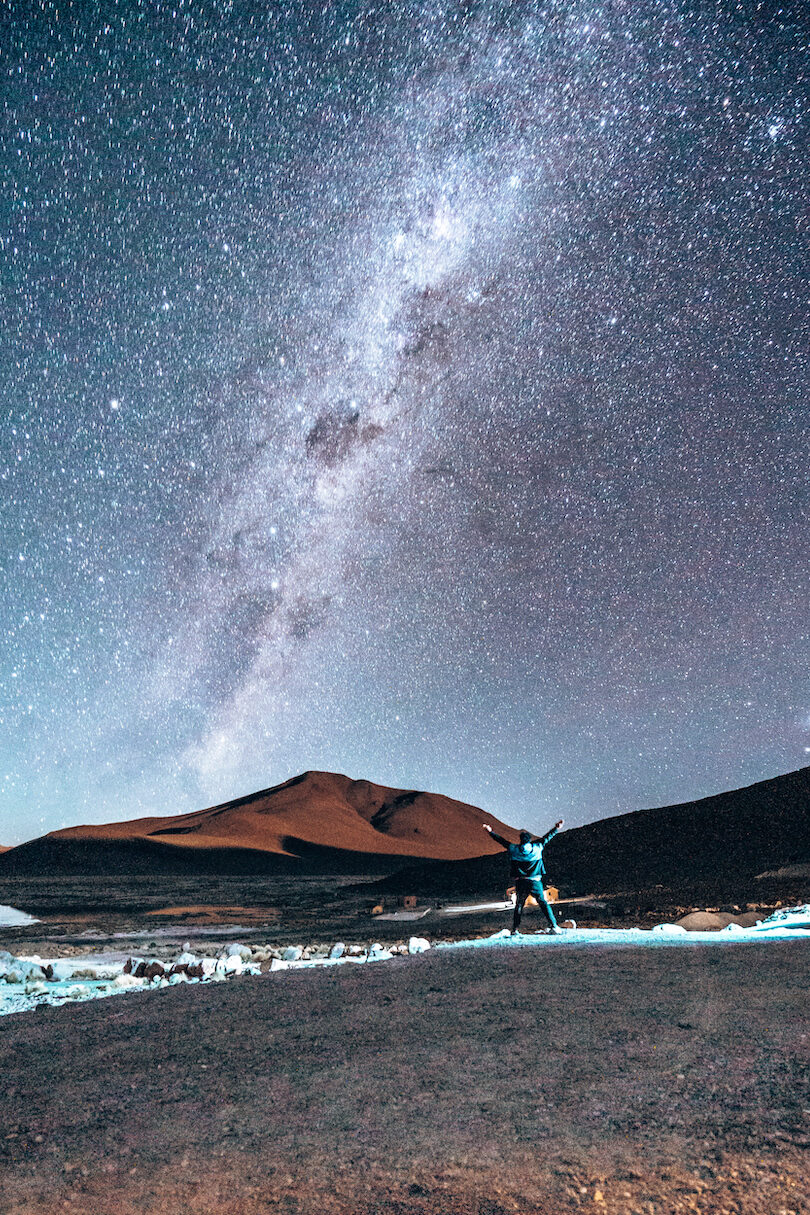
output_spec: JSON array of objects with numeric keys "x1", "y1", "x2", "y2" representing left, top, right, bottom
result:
[
  {"x1": 373, "y1": 765, "x2": 810, "y2": 902},
  {"x1": 0, "y1": 770, "x2": 512, "y2": 876}
]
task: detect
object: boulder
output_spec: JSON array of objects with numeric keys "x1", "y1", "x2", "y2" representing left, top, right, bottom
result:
[
  {"x1": 217, "y1": 953, "x2": 243, "y2": 975},
  {"x1": 676, "y1": 911, "x2": 734, "y2": 932},
  {"x1": 328, "y1": 943, "x2": 346, "y2": 960},
  {"x1": 408, "y1": 937, "x2": 431, "y2": 954}
]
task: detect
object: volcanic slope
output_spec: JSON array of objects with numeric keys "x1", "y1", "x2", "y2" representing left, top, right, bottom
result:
[
  {"x1": 0, "y1": 770, "x2": 513, "y2": 875},
  {"x1": 375, "y1": 764, "x2": 810, "y2": 901}
]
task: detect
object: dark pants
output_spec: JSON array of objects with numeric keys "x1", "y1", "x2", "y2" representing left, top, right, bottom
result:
[{"x1": 512, "y1": 879, "x2": 558, "y2": 933}]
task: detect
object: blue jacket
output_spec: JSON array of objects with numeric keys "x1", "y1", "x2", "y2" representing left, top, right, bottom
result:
[{"x1": 490, "y1": 825, "x2": 559, "y2": 883}]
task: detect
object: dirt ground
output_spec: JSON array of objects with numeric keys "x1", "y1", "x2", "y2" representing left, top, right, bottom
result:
[{"x1": 1, "y1": 937, "x2": 808, "y2": 1214}]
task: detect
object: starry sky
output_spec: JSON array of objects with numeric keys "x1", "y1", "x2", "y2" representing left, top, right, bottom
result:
[{"x1": 1, "y1": 0, "x2": 808, "y2": 846}]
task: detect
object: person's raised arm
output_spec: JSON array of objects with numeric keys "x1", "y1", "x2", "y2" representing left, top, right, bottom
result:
[
  {"x1": 538, "y1": 819, "x2": 564, "y2": 846},
  {"x1": 482, "y1": 823, "x2": 511, "y2": 849}
]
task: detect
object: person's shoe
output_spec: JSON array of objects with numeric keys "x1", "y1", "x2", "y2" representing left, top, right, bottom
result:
[
  {"x1": 547, "y1": 925, "x2": 563, "y2": 935},
  {"x1": 511, "y1": 928, "x2": 522, "y2": 936}
]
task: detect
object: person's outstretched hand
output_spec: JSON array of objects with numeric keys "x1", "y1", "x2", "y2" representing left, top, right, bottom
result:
[
  {"x1": 482, "y1": 823, "x2": 493, "y2": 833},
  {"x1": 555, "y1": 819, "x2": 564, "y2": 829}
]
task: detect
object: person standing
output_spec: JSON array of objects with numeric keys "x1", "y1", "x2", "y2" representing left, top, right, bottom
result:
[{"x1": 483, "y1": 820, "x2": 564, "y2": 935}]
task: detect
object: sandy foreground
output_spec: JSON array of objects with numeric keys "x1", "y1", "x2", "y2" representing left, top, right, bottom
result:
[{"x1": 0, "y1": 936, "x2": 808, "y2": 1214}]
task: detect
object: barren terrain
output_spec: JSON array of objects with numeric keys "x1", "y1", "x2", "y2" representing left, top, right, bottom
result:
[{"x1": 1, "y1": 935, "x2": 808, "y2": 1215}]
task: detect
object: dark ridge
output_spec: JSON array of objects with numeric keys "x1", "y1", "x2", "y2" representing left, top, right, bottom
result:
[
  {"x1": 369, "y1": 766, "x2": 810, "y2": 900},
  {"x1": 0, "y1": 834, "x2": 419, "y2": 878}
]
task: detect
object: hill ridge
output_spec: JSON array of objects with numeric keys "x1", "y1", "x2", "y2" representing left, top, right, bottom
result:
[{"x1": 0, "y1": 769, "x2": 511, "y2": 876}]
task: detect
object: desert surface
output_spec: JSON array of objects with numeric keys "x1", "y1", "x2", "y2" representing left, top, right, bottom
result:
[
  {"x1": 1, "y1": 931, "x2": 809, "y2": 1215},
  {"x1": 2, "y1": 767, "x2": 809, "y2": 1212}
]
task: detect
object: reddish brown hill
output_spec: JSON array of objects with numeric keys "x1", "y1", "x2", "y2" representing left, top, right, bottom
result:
[{"x1": 0, "y1": 771, "x2": 513, "y2": 875}]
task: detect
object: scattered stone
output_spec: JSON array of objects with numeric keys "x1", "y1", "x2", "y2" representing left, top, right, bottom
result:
[
  {"x1": 174, "y1": 951, "x2": 199, "y2": 967},
  {"x1": 226, "y1": 943, "x2": 252, "y2": 961},
  {"x1": 113, "y1": 973, "x2": 143, "y2": 988},
  {"x1": 328, "y1": 943, "x2": 346, "y2": 960},
  {"x1": 282, "y1": 946, "x2": 303, "y2": 962},
  {"x1": 217, "y1": 954, "x2": 243, "y2": 975},
  {"x1": 367, "y1": 944, "x2": 394, "y2": 961},
  {"x1": 408, "y1": 937, "x2": 431, "y2": 954}
]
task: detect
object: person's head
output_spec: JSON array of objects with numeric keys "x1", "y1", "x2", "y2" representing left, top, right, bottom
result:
[{"x1": 519, "y1": 830, "x2": 532, "y2": 845}]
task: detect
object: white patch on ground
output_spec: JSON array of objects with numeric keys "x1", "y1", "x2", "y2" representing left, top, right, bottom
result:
[
  {"x1": 438, "y1": 901, "x2": 513, "y2": 916},
  {"x1": 3, "y1": 906, "x2": 810, "y2": 1019},
  {"x1": 437, "y1": 906, "x2": 810, "y2": 952},
  {"x1": 0, "y1": 905, "x2": 40, "y2": 927}
]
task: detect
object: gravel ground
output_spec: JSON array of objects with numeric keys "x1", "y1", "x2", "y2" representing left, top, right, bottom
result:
[{"x1": 1, "y1": 937, "x2": 809, "y2": 1214}]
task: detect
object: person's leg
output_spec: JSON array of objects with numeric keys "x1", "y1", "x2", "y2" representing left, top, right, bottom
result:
[
  {"x1": 535, "y1": 890, "x2": 559, "y2": 931},
  {"x1": 512, "y1": 888, "x2": 527, "y2": 933}
]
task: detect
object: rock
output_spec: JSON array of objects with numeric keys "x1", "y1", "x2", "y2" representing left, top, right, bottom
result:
[
  {"x1": 134, "y1": 961, "x2": 166, "y2": 981},
  {"x1": 347, "y1": 945, "x2": 365, "y2": 956},
  {"x1": 367, "y1": 946, "x2": 394, "y2": 961},
  {"x1": 123, "y1": 957, "x2": 145, "y2": 975},
  {"x1": 50, "y1": 960, "x2": 79, "y2": 981},
  {"x1": 328, "y1": 943, "x2": 346, "y2": 960},
  {"x1": 174, "y1": 951, "x2": 199, "y2": 967},
  {"x1": 408, "y1": 937, "x2": 431, "y2": 954},
  {"x1": 62, "y1": 985, "x2": 90, "y2": 999},
  {"x1": 226, "y1": 943, "x2": 252, "y2": 961},
  {"x1": 676, "y1": 911, "x2": 734, "y2": 932},
  {"x1": 652, "y1": 923, "x2": 688, "y2": 934},
  {"x1": 1, "y1": 958, "x2": 47, "y2": 983},
  {"x1": 216, "y1": 953, "x2": 244, "y2": 975},
  {"x1": 282, "y1": 946, "x2": 303, "y2": 962},
  {"x1": 113, "y1": 973, "x2": 143, "y2": 988},
  {"x1": 169, "y1": 961, "x2": 205, "y2": 980},
  {"x1": 270, "y1": 958, "x2": 289, "y2": 971}
]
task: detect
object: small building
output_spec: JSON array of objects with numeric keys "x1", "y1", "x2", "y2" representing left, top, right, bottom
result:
[
  {"x1": 399, "y1": 894, "x2": 418, "y2": 909},
  {"x1": 506, "y1": 885, "x2": 559, "y2": 905}
]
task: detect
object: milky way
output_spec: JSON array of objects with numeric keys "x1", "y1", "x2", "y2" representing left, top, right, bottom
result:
[{"x1": 1, "y1": 1, "x2": 808, "y2": 843}]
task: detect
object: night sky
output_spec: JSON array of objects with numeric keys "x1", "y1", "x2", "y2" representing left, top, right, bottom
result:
[{"x1": 1, "y1": 1, "x2": 808, "y2": 846}]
